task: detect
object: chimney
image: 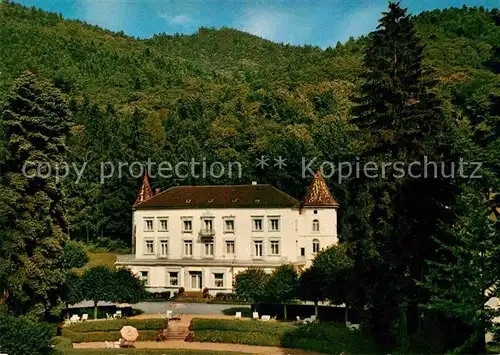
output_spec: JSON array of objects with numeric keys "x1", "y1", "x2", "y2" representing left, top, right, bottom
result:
[
  {"x1": 155, "y1": 188, "x2": 161, "y2": 195},
  {"x1": 251, "y1": 181, "x2": 257, "y2": 185}
]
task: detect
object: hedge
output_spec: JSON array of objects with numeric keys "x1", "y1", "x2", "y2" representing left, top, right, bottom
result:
[
  {"x1": 256, "y1": 303, "x2": 363, "y2": 322},
  {"x1": 52, "y1": 336, "x2": 73, "y2": 351},
  {"x1": 191, "y1": 330, "x2": 281, "y2": 346},
  {"x1": 65, "y1": 318, "x2": 166, "y2": 332},
  {"x1": 189, "y1": 318, "x2": 294, "y2": 334},
  {"x1": 281, "y1": 322, "x2": 379, "y2": 354},
  {"x1": 61, "y1": 329, "x2": 158, "y2": 343}
]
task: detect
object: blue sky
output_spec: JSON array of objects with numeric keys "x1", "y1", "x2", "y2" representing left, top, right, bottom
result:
[{"x1": 16, "y1": 0, "x2": 499, "y2": 48}]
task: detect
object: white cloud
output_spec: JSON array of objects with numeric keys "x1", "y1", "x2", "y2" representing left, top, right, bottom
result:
[
  {"x1": 80, "y1": 0, "x2": 127, "y2": 32},
  {"x1": 330, "y1": 3, "x2": 388, "y2": 45},
  {"x1": 158, "y1": 12, "x2": 192, "y2": 25},
  {"x1": 239, "y1": 8, "x2": 310, "y2": 45},
  {"x1": 171, "y1": 14, "x2": 192, "y2": 24}
]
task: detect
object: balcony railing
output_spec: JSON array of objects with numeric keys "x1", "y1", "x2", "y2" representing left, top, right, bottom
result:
[{"x1": 199, "y1": 228, "x2": 215, "y2": 237}]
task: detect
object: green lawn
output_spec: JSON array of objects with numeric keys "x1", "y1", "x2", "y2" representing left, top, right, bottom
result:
[
  {"x1": 189, "y1": 318, "x2": 379, "y2": 354},
  {"x1": 74, "y1": 251, "x2": 120, "y2": 275}
]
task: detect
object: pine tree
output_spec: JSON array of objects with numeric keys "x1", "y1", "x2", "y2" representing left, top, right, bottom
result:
[
  {"x1": 426, "y1": 187, "x2": 500, "y2": 353},
  {"x1": 0, "y1": 71, "x2": 70, "y2": 318},
  {"x1": 346, "y1": 1, "x2": 458, "y2": 348}
]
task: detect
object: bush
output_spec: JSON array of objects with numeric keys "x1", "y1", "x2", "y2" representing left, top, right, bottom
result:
[
  {"x1": 0, "y1": 312, "x2": 54, "y2": 355},
  {"x1": 189, "y1": 318, "x2": 293, "y2": 334},
  {"x1": 63, "y1": 241, "x2": 89, "y2": 269},
  {"x1": 146, "y1": 291, "x2": 171, "y2": 301},
  {"x1": 257, "y1": 303, "x2": 362, "y2": 322},
  {"x1": 52, "y1": 336, "x2": 72, "y2": 351},
  {"x1": 192, "y1": 330, "x2": 281, "y2": 346},
  {"x1": 202, "y1": 287, "x2": 210, "y2": 298},
  {"x1": 61, "y1": 329, "x2": 158, "y2": 343},
  {"x1": 213, "y1": 292, "x2": 250, "y2": 303},
  {"x1": 280, "y1": 322, "x2": 378, "y2": 354},
  {"x1": 65, "y1": 318, "x2": 166, "y2": 332},
  {"x1": 178, "y1": 287, "x2": 185, "y2": 295}
]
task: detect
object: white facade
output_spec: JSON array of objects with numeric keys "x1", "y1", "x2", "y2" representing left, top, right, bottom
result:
[{"x1": 116, "y1": 178, "x2": 339, "y2": 294}]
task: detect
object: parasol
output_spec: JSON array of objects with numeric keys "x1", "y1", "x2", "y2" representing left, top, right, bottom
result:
[{"x1": 120, "y1": 326, "x2": 139, "y2": 342}]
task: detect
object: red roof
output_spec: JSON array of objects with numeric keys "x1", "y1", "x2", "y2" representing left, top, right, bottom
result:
[
  {"x1": 302, "y1": 170, "x2": 339, "y2": 207},
  {"x1": 134, "y1": 184, "x2": 300, "y2": 209},
  {"x1": 134, "y1": 174, "x2": 153, "y2": 206}
]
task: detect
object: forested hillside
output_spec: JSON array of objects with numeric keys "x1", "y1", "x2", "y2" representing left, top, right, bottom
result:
[{"x1": 0, "y1": 1, "x2": 499, "y2": 245}]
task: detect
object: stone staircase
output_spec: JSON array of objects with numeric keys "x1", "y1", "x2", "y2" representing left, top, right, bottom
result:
[{"x1": 166, "y1": 321, "x2": 190, "y2": 341}]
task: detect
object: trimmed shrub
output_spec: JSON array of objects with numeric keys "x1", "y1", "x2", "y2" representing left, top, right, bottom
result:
[
  {"x1": 52, "y1": 336, "x2": 72, "y2": 351},
  {"x1": 280, "y1": 322, "x2": 378, "y2": 354},
  {"x1": 213, "y1": 292, "x2": 250, "y2": 303},
  {"x1": 189, "y1": 318, "x2": 293, "y2": 334},
  {"x1": 147, "y1": 291, "x2": 171, "y2": 301},
  {"x1": 192, "y1": 330, "x2": 280, "y2": 346},
  {"x1": 61, "y1": 329, "x2": 158, "y2": 343},
  {"x1": 0, "y1": 312, "x2": 53, "y2": 355},
  {"x1": 178, "y1": 287, "x2": 185, "y2": 295},
  {"x1": 257, "y1": 303, "x2": 362, "y2": 322},
  {"x1": 66, "y1": 318, "x2": 166, "y2": 332}
]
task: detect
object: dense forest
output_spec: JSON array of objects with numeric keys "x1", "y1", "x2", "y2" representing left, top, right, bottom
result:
[
  {"x1": 1, "y1": 0, "x2": 500, "y2": 352},
  {"x1": 1, "y1": 1, "x2": 498, "y2": 245}
]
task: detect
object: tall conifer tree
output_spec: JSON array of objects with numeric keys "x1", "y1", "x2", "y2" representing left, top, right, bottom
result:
[
  {"x1": 0, "y1": 71, "x2": 70, "y2": 318},
  {"x1": 346, "y1": 1, "x2": 458, "y2": 348}
]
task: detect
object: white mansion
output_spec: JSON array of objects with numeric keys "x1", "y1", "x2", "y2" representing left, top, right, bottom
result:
[{"x1": 116, "y1": 171, "x2": 339, "y2": 294}]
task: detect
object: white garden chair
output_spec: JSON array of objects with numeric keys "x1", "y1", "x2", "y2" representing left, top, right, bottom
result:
[
  {"x1": 252, "y1": 312, "x2": 259, "y2": 319},
  {"x1": 235, "y1": 311, "x2": 242, "y2": 318},
  {"x1": 81, "y1": 314, "x2": 88, "y2": 321},
  {"x1": 106, "y1": 313, "x2": 113, "y2": 320}
]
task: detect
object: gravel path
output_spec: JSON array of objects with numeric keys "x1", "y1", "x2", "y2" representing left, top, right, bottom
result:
[{"x1": 72, "y1": 341, "x2": 325, "y2": 355}]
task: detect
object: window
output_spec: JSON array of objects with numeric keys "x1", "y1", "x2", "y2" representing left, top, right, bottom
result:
[
  {"x1": 203, "y1": 219, "x2": 213, "y2": 231},
  {"x1": 183, "y1": 220, "x2": 192, "y2": 232},
  {"x1": 144, "y1": 218, "x2": 154, "y2": 232},
  {"x1": 252, "y1": 218, "x2": 263, "y2": 231},
  {"x1": 254, "y1": 240, "x2": 263, "y2": 257},
  {"x1": 214, "y1": 273, "x2": 224, "y2": 288},
  {"x1": 144, "y1": 240, "x2": 154, "y2": 254},
  {"x1": 270, "y1": 240, "x2": 280, "y2": 255},
  {"x1": 160, "y1": 240, "x2": 168, "y2": 257},
  {"x1": 225, "y1": 219, "x2": 235, "y2": 232},
  {"x1": 300, "y1": 247, "x2": 305, "y2": 256},
  {"x1": 226, "y1": 240, "x2": 235, "y2": 254},
  {"x1": 269, "y1": 218, "x2": 280, "y2": 231},
  {"x1": 312, "y1": 219, "x2": 320, "y2": 232},
  {"x1": 158, "y1": 218, "x2": 168, "y2": 232},
  {"x1": 313, "y1": 239, "x2": 320, "y2": 253},
  {"x1": 140, "y1": 271, "x2": 149, "y2": 285},
  {"x1": 204, "y1": 241, "x2": 214, "y2": 257},
  {"x1": 169, "y1": 272, "x2": 178, "y2": 286},
  {"x1": 184, "y1": 240, "x2": 193, "y2": 256}
]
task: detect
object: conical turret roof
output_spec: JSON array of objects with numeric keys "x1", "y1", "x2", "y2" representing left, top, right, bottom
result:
[
  {"x1": 302, "y1": 170, "x2": 339, "y2": 207},
  {"x1": 134, "y1": 173, "x2": 153, "y2": 206}
]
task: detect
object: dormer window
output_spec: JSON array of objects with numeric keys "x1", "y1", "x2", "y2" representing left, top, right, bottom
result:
[{"x1": 312, "y1": 219, "x2": 320, "y2": 232}]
